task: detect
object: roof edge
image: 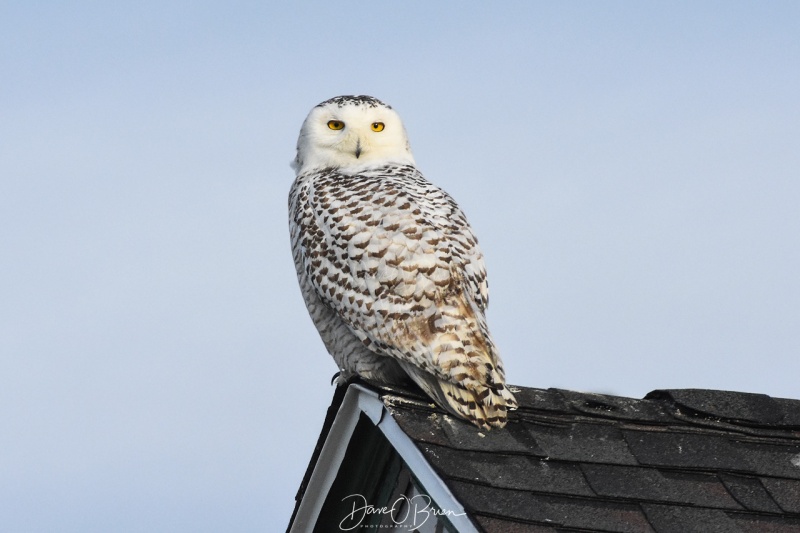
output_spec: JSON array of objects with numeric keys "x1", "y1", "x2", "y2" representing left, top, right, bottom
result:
[
  {"x1": 289, "y1": 385, "x2": 366, "y2": 532},
  {"x1": 288, "y1": 384, "x2": 480, "y2": 533},
  {"x1": 372, "y1": 386, "x2": 480, "y2": 533}
]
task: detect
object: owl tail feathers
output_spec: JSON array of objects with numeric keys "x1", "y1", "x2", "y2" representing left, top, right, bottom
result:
[{"x1": 400, "y1": 363, "x2": 518, "y2": 430}]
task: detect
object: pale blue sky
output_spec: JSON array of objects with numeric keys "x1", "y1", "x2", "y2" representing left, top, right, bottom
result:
[{"x1": 1, "y1": 2, "x2": 799, "y2": 531}]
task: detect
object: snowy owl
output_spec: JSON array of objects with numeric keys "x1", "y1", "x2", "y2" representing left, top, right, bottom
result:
[{"x1": 288, "y1": 95, "x2": 517, "y2": 429}]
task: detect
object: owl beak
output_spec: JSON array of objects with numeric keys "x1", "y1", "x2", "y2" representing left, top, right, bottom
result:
[{"x1": 354, "y1": 139, "x2": 362, "y2": 159}]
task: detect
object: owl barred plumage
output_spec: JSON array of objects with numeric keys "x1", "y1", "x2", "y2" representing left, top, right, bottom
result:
[{"x1": 289, "y1": 95, "x2": 517, "y2": 429}]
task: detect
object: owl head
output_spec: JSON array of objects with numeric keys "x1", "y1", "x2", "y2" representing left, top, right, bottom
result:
[{"x1": 292, "y1": 95, "x2": 415, "y2": 174}]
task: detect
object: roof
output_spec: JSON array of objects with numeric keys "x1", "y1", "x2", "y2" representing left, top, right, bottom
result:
[{"x1": 288, "y1": 382, "x2": 800, "y2": 532}]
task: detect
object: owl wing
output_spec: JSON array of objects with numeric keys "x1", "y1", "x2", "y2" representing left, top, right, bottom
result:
[{"x1": 291, "y1": 165, "x2": 516, "y2": 428}]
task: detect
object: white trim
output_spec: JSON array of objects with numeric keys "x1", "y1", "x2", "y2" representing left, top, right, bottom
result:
[
  {"x1": 289, "y1": 385, "x2": 478, "y2": 533},
  {"x1": 370, "y1": 390, "x2": 479, "y2": 533},
  {"x1": 289, "y1": 386, "x2": 364, "y2": 532}
]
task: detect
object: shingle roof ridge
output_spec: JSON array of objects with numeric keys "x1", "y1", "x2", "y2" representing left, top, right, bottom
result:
[
  {"x1": 646, "y1": 388, "x2": 800, "y2": 428},
  {"x1": 376, "y1": 383, "x2": 800, "y2": 439}
]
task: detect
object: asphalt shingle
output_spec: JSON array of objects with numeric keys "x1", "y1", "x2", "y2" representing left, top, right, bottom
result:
[
  {"x1": 719, "y1": 473, "x2": 784, "y2": 513},
  {"x1": 419, "y1": 442, "x2": 595, "y2": 496},
  {"x1": 449, "y1": 480, "x2": 654, "y2": 533},
  {"x1": 384, "y1": 385, "x2": 800, "y2": 532},
  {"x1": 582, "y1": 464, "x2": 742, "y2": 509},
  {"x1": 761, "y1": 477, "x2": 800, "y2": 513}
]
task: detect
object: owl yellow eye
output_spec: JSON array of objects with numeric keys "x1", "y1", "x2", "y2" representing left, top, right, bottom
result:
[
  {"x1": 371, "y1": 122, "x2": 385, "y2": 132},
  {"x1": 327, "y1": 120, "x2": 345, "y2": 130}
]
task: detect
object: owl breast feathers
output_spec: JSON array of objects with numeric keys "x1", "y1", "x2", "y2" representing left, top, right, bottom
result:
[{"x1": 289, "y1": 95, "x2": 517, "y2": 429}]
